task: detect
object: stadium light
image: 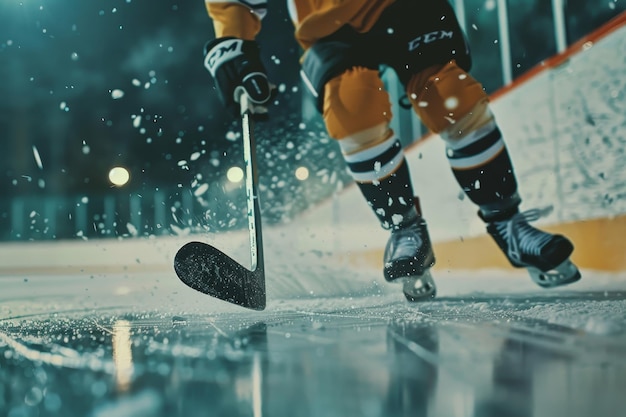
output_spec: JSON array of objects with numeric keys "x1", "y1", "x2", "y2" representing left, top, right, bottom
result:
[{"x1": 108, "y1": 166, "x2": 131, "y2": 187}]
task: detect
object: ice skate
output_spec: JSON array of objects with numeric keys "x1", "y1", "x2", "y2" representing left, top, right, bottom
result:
[
  {"x1": 384, "y1": 217, "x2": 437, "y2": 302},
  {"x1": 484, "y1": 207, "x2": 581, "y2": 288}
]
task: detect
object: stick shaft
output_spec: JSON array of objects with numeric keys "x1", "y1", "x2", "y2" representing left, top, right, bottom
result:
[{"x1": 240, "y1": 95, "x2": 264, "y2": 273}]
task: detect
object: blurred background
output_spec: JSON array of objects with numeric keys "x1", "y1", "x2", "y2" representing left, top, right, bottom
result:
[{"x1": 1, "y1": 0, "x2": 624, "y2": 242}]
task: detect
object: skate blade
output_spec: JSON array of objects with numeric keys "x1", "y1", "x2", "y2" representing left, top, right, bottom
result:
[
  {"x1": 528, "y1": 259, "x2": 582, "y2": 288},
  {"x1": 402, "y1": 270, "x2": 437, "y2": 302}
]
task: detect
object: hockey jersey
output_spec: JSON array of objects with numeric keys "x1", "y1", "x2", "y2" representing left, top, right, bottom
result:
[{"x1": 205, "y1": 0, "x2": 396, "y2": 50}]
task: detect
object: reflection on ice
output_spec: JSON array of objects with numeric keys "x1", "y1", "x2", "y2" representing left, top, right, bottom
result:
[{"x1": 112, "y1": 320, "x2": 133, "y2": 392}]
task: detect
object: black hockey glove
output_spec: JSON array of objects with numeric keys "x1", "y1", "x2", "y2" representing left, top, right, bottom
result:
[{"x1": 204, "y1": 37, "x2": 274, "y2": 119}]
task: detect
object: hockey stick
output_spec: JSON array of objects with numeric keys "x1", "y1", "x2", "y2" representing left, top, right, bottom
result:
[{"x1": 174, "y1": 93, "x2": 266, "y2": 310}]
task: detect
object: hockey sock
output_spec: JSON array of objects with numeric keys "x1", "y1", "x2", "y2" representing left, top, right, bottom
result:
[
  {"x1": 343, "y1": 136, "x2": 418, "y2": 230},
  {"x1": 445, "y1": 122, "x2": 521, "y2": 220}
]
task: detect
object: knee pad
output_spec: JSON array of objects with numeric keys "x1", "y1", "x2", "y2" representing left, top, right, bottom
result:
[
  {"x1": 407, "y1": 61, "x2": 488, "y2": 134},
  {"x1": 439, "y1": 98, "x2": 495, "y2": 143},
  {"x1": 323, "y1": 67, "x2": 393, "y2": 140}
]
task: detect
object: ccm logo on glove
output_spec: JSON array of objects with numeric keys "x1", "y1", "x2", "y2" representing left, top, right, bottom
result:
[{"x1": 204, "y1": 38, "x2": 244, "y2": 77}]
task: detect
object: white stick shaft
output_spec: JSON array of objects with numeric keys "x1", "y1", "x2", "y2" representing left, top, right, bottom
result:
[{"x1": 240, "y1": 94, "x2": 264, "y2": 272}]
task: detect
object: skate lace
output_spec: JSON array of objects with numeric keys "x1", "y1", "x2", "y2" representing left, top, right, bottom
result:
[{"x1": 495, "y1": 207, "x2": 554, "y2": 263}]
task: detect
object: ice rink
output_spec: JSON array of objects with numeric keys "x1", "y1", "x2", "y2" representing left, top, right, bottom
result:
[
  {"x1": 1, "y1": 8, "x2": 624, "y2": 417},
  {"x1": 1, "y1": 254, "x2": 625, "y2": 417}
]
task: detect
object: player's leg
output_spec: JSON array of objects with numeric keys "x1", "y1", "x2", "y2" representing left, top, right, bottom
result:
[
  {"x1": 406, "y1": 61, "x2": 580, "y2": 287},
  {"x1": 299, "y1": 21, "x2": 438, "y2": 301},
  {"x1": 322, "y1": 67, "x2": 436, "y2": 300}
]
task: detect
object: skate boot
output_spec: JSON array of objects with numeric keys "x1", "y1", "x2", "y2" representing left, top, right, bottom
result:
[
  {"x1": 483, "y1": 206, "x2": 581, "y2": 288},
  {"x1": 384, "y1": 216, "x2": 437, "y2": 302}
]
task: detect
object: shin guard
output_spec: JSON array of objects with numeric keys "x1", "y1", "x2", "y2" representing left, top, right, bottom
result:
[{"x1": 343, "y1": 135, "x2": 417, "y2": 229}]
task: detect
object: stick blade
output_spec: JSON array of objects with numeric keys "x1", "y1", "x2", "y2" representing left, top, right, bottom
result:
[{"x1": 174, "y1": 241, "x2": 266, "y2": 310}]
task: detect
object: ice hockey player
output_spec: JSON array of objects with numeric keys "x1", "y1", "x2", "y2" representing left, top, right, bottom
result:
[{"x1": 201, "y1": 0, "x2": 581, "y2": 301}]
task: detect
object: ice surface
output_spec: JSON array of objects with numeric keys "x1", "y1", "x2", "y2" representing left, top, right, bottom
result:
[{"x1": 0, "y1": 249, "x2": 625, "y2": 417}]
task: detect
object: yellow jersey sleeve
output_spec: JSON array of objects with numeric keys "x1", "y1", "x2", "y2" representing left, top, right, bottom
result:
[{"x1": 205, "y1": 0, "x2": 266, "y2": 40}]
